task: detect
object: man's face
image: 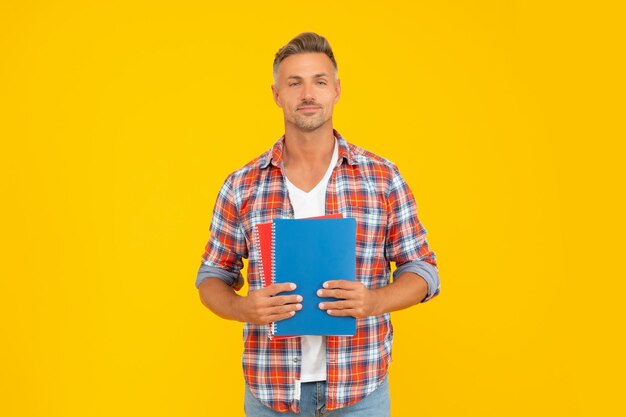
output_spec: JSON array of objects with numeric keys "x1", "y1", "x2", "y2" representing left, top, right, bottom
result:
[{"x1": 272, "y1": 53, "x2": 341, "y2": 133}]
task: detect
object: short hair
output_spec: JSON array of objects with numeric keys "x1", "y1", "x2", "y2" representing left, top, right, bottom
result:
[{"x1": 273, "y1": 32, "x2": 338, "y2": 82}]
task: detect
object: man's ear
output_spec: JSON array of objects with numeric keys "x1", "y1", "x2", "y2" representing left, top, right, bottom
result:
[
  {"x1": 334, "y1": 78, "x2": 341, "y2": 104},
  {"x1": 271, "y1": 84, "x2": 282, "y2": 108}
]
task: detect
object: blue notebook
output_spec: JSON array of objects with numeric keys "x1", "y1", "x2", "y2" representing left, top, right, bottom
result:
[{"x1": 271, "y1": 217, "x2": 357, "y2": 337}]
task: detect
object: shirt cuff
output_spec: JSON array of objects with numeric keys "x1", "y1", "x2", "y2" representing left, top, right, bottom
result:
[
  {"x1": 195, "y1": 262, "x2": 245, "y2": 290},
  {"x1": 393, "y1": 260, "x2": 440, "y2": 303}
]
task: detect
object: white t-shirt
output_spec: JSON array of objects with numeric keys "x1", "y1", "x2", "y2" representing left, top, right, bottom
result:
[{"x1": 284, "y1": 139, "x2": 338, "y2": 383}]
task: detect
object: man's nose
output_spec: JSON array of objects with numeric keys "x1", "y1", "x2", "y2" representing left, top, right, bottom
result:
[{"x1": 300, "y1": 83, "x2": 315, "y2": 102}]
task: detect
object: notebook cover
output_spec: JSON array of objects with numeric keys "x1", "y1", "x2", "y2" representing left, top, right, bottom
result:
[{"x1": 272, "y1": 217, "x2": 357, "y2": 337}]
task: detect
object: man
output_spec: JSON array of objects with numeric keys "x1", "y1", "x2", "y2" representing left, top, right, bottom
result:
[{"x1": 196, "y1": 32, "x2": 440, "y2": 416}]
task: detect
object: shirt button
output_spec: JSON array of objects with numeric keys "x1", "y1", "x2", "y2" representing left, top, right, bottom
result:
[{"x1": 293, "y1": 357, "x2": 299, "y2": 363}]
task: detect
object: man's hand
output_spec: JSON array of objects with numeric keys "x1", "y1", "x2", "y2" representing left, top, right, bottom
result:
[
  {"x1": 317, "y1": 280, "x2": 381, "y2": 319},
  {"x1": 236, "y1": 283, "x2": 302, "y2": 325},
  {"x1": 199, "y1": 273, "x2": 426, "y2": 324}
]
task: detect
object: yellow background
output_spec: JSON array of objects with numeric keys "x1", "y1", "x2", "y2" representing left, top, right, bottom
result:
[{"x1": 1, "y1": 1, "x2": 624, "y2": 416}]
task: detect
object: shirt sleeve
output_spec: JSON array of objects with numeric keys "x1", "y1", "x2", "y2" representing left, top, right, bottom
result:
[
  {"x1": 384, "y1": 166, "x2": 440, "y2": 302},
  {"x1": 195, "y1": 175, "x2": 247, "y2": 290}
]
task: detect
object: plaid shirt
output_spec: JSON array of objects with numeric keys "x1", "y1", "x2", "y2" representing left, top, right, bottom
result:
[{"x1": 198, "y1": 131, "x2": 439, "y2": 412}]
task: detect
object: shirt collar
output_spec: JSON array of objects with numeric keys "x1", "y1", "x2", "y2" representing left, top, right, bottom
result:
[{"x1": 259, "y1": 129, "x2": 357, "y2": 169}]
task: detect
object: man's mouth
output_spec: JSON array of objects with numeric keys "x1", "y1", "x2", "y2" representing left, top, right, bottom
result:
[{"x1": 297, "y1": 106, "x2": 321, "y2": 111}]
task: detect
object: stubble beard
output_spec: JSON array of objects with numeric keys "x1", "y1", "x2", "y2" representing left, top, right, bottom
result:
[{"x1": 293, "y1": 111, "x2": 328, "y2": 132}]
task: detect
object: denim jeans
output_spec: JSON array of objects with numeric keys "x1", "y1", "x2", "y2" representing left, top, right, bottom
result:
[{"x1": 243, "y1": 375, "x2": 390, "y2": 417}]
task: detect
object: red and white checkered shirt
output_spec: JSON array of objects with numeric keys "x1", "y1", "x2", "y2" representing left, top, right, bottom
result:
[{"x1": 198, "y1": 131, "x2": 439, "y2": 412}]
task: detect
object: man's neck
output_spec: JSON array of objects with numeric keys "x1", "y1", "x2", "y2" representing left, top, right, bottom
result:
[{"x1": 283, "y1": 124, "x2": 335, "y2": 170}]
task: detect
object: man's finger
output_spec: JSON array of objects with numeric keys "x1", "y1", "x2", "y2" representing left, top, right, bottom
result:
[
  {"x1": 319, "y1": 300, "x2": 351, "y2": 310},
  {"x1": 261, "y1": 282, "x2": 297, "y2": 296},
  {"x1": 269, "y1": 302, "x2": 302, "y2": 315},
  {"x1": 266, "y1": 310, "x2": 297, "y2": 323},
  {"x1": 325, "y1": 309, "x2": 357, "y2": 317},
  {"x1": 317, "y1": 289, "x2": 352, "y2": 299},
  {"x1": 269, "y1": 294, "x2": 303, "y2": 306},
  {"x1": 322, "y1": 280, "x2": 359, "y2": 290}
]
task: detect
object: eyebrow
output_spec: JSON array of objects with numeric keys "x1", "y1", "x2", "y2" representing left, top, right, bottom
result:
[{"x1": 287, "y1": 73, "x2": 329, "y2": 80}]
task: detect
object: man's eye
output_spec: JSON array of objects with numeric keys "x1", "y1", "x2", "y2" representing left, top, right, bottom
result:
[
  {"x1": 289, "y1": 82, "x2": 300, "y2": 87},
  {"x1": 317, "y1": 81, "x2": 327, "y2": 85}
]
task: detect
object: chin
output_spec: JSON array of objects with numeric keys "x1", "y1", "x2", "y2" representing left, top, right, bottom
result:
[
  {"x1": 298, "y1": 124, "x2": 325, "y2": 132},
  {"x1": 296, "y1": 116, "x2": 330, "y2": 131}
]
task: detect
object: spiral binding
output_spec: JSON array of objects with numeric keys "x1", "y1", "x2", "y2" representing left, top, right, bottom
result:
[
  {"x1": 254, "y1": 224, "x2": 266, "y2": 287},
  {"x1": 270, "y1": 222, "x2": 277, "y2": 337},
  {"x1": 254, "y1": 223, "x2": 276, "y2": 340}
]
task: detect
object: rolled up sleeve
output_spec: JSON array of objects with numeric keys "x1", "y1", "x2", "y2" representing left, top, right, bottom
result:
[
  {"x1": 195, "y1": 263, "x2": 244, "y2": 289},
  {"x1": 393, "y1": 260, "x2": 440, "y2": 302}
]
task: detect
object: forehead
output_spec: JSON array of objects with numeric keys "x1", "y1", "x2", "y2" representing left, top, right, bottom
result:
[{"x1": 277, "y1": 53, "x2": 336, "y2": 79}]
